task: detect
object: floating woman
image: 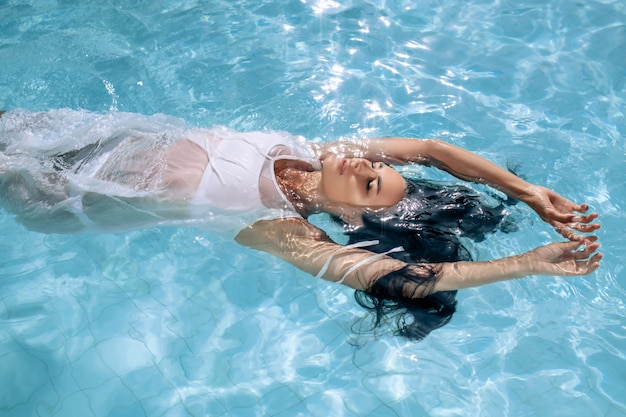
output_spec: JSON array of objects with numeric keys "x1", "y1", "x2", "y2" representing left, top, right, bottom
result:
[{"x1": 0, "y1": 109, "x2": 602, "y2": 338}]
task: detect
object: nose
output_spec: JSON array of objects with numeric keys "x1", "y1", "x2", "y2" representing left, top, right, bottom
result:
[{"x1": 351, "y1": 159, "x2": 376, "y2": 178}]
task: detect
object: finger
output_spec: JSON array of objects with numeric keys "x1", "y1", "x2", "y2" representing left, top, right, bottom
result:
[
  {"x1": 582, "y1": 235, "x2": 598, "y2": 243},
  {"x1": 569, "y1": 222, "x2": 601, "y2": 233},
  {"x1": 571, "y1": 212, "x2": 599, "y2": 224},
  {"x1": 554, "y1": 219, "x2": 600, "y2": 241},
  {"x1": 552, "y1": 222, "x2": 584, "y2": 241},
  {"x1": 557, "y1": 240, "x2": 585, "y2": 251},
  {"x1": 589, "y1": 252, "x2": 603, "y2": 267},
  {"x1": 574, "y1": 203, "x2": 589, "y2": 214},
  {"x1": 579, "y1": 252, "x2": 603, "y2": 273},
  {"x1": 548, "y1": 210, "x2": 580, "y2": 224},
  {"x1": 581, "y1": 212, "x2": 599, "y2": 224},
  {"x1": 573, "y1": 242, "x2": 600, "y2": 259}
]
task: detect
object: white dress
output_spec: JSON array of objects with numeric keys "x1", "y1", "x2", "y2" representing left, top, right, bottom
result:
[{"x1": 0, "y1": 109, "x2": 317, "y2": 237}]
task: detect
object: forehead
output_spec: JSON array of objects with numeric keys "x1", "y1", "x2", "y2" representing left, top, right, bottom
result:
[{"x1": 370, "y1": 166, "x2": 406, "y2": 207}]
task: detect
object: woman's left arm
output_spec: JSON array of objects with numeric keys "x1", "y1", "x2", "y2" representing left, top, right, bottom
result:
[
  {"x1": 315, "y1": 138, "x2": 599, "y2": 239},
  {"x1": 235, "y1": 217, "x2": 408, "y2": 291},
  {"x1": 235, "y1": 218, "x2": 602, "y2": 299}
]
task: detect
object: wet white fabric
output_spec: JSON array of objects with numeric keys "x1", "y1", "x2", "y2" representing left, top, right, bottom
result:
[
  {"x1": 336, "y1": 245, "x2": 404, "y2": 285},
  {"x1": 313, "y1": 239, "x2": 405, "y2": 284},
  {"x1": 186, "y1": 125, "x2": 317, "y2": 237},
  {"x1": 314, "y1": 240, "x2": 381, "y2": 280},
  {"x1": 0, "y1": 110, "x2": 317, "y2": 237},
  {"x1": 189, "y1": 127, "x2": 307, "y2": 213}
]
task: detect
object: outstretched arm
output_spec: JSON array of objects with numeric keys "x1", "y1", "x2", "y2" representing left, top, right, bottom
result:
[
  {"x1": 236, "y1": 218, "x2": 602, "y2": 298},
  {"x1": 431, "y1": 240, "x2": 602, "y2": 293},
  {"x1": 235, "y1": 217, "x2": 408, "y2": 291},
  {"x1": 314, "y1": 137, "x2": 599, "y2": 240}
]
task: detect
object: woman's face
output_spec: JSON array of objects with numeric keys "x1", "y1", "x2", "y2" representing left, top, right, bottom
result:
[{"x1": 321, "y1": 157, "x2": 406, "y2": 208}]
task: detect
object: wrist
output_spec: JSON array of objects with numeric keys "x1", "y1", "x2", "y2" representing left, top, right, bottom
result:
[
  {"x1": 486, "y1": 253, "x2": 534, "y2": 280},
  {"x1": 435, "y1": 253, "x2": 533, "y2": 292},
  {"x1": 518, "y1": 184, "x2": 543, "y2": 204},
  {"x1": 514, "y1": 252, "x2": 535, "y2": 277},
  {"x1": 507, "y1": 183, "x2": 530, "y2": 203}
]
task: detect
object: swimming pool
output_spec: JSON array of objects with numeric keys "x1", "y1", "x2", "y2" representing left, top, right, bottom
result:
[{"x1": 1, "y1": 0, "x2": 624, "y2": 416}]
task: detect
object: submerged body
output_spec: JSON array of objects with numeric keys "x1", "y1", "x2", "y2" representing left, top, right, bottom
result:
[
  {"x1": 0, "y1": 109, "x2": 314, "y2": 236},
  {"x1": 0, "y1": 109, "x2": 602, "y2": 338}
]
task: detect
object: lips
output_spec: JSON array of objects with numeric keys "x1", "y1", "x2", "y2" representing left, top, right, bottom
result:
[{"x1": 338, "y1": 158, "x2": 346, "y2": 175}]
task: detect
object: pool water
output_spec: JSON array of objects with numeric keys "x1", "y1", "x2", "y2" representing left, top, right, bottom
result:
[{"x1": 1, "y1": 1, "x2": 625, "y2": 416}]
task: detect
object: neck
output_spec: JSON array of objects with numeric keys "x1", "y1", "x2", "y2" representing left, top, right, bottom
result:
[
  {"x1": 275, "y1": 163, "x2": 325, "y2": 217},
  {"x1": 274, "y1": 162, "x2": 364, "y2": 226}
]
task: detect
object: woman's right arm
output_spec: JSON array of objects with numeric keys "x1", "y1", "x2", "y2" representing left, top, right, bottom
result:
[{"x1": 236, "y1": 218, "x2": 602, "y2": 298}]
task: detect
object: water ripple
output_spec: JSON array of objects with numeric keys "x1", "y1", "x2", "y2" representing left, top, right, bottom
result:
[{"x1": 1, "y1": 1, "x2": 625, "y2": 416}]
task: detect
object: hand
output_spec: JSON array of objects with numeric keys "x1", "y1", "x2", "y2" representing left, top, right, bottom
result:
[
  {"x1": 524, "y1": 185, "x2": 600, "y2": 241},
  {"x1": 525, "y1": 240, "x2": 602, "y2": 277}
]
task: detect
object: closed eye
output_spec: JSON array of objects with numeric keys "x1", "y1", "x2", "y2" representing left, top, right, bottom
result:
[{"x1": 367, "y1": 161, "x2": 384, "y2": 192}]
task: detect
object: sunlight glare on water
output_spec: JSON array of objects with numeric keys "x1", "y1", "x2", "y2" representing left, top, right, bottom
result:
[{"x1": 0, "y1": 1, "x2": 625, "y2": 416}]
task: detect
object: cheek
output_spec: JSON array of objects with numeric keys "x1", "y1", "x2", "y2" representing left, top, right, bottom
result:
[
  {"x1": 321, "y1": 161, "x2": 339, "y2": 187},
  {"x1": 320, "y1": 166, "x2": 335, "y2": 196},
  {"x1": 322, "y1": 175, "x2": 345, "y2": 201},
  {"x1": 377, "y1": 168, "x2": 406, "y2": 206},
  {"x1": 321, "y1": 172, "x2": 356, "y2": 204}
]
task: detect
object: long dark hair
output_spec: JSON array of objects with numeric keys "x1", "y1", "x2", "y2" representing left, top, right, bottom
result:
[{"x1": 347, "y1": 177, "x2": 518, "y2": 340}]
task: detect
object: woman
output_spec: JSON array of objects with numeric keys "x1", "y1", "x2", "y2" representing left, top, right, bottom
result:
[{"x1": 0, "y1": 109, "x2": 601, "y2": 305}]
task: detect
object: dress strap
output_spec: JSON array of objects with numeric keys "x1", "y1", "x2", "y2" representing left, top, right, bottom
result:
[
  {"x1": 314, "y1": 240, "x2": 405, "y2": 286},
  {"x1": 336, "y1": 245, "x2": 404, "y2": 285}
]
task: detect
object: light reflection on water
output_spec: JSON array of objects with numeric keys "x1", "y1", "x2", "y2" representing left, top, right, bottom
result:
[{"x1": 1, "y1": 1, "x2": 625, "y2": 416}]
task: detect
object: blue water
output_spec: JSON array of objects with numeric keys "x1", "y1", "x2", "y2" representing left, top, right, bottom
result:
[{"x1": 1, "y1": 1, "x2": 625, "y2": 416}]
